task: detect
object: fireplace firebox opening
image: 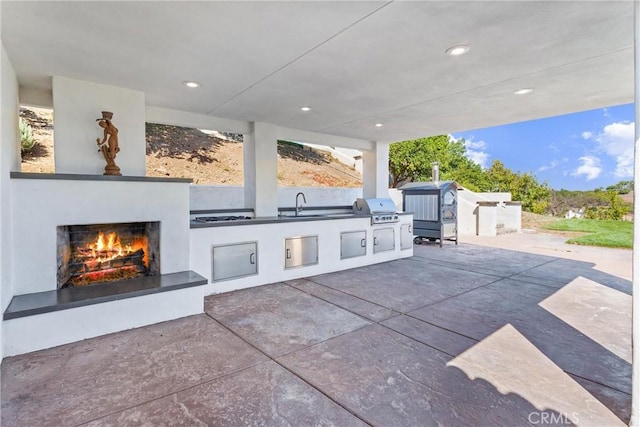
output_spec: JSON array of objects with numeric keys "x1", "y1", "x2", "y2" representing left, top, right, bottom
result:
[{"x1": 57, "y1": 222, "x2": 160, "y2": 289}]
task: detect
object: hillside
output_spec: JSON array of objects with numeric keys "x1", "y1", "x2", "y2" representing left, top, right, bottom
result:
[{"x1": 19, "y1": 107, "x2": 362, "y2": 188}]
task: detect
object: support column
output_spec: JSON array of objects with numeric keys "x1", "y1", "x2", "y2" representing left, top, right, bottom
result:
[
  {"x1": 243, "y1": 122, "x2": 278, "y2": 217},
  {"x1": 362, "y1": 141, "x2": 390, "y2": 198},
  {"x1": 631, "y1": 1, "x2": 639, "y2": 424}
]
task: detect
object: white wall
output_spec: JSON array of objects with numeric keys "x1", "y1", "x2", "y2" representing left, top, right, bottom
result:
[
  {"x1": 11, "y1": 177, "x2": 192, "y2": 295},
  {"x1": 190, "y1": 185, "x2": 245, "y2": 210},
  {"x1": 18, "y1": 87, "x2": 53, "y2": 108},
  {"x1": 457, "y1": 190, "x2": 513, "y2": 236},
  {"x1": 277, "y1": 187, "x2": 361, "y2": 208},
  {"x1": 476, "y1": 192, "x2": 512, "y2": 203},
  {"x1": 1, "y1": 44, "x2": 21, "y2": 360},
  {"x1": 52, "y1": 76, "x2": 146, "y2": 176},
  {"x1": 498, "y1": 203, "x2": 522, "y2": 233},
  {"x1": 189, "y1": 185, "x2": 362, "y2": 211},
  {"x1": 388, "y1": 189, "x2": 403, "y2": 211},
  {"x1": 457, "y1": 196, "x2": 480, "y2": 236}
]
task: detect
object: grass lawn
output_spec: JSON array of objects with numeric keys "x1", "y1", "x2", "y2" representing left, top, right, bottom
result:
[{"x1": 544, "y1": 218, "x2": 633, "y2": 249}]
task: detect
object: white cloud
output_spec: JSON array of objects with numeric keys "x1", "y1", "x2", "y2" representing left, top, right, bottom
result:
[
  {"x1": 465, "y1": 139, "x2": 486, "y2": 150},
  {"x1": 466, "y1": 150, "x2": 490, "y2": 168},
  {"x1": 549, "y1": 144, "x2": 560, "y2": 152},
  {"x1": 538, "y1": 160, "x2": 558, "y2": 172},
  {"x1": 596, "y1": 121, "x2": 634, "y2": 178},
  {"x1": 462, "y1": 138, "x2": 489, "y2": 168},
  {"x1": 580, "y1": 121, "x2": 634, "y2": 178},
  {"x1": 571, "y1": 156, "x2": 602, "y2": 181}
]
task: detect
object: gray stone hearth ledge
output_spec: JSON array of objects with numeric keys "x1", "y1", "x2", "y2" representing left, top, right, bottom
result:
[
  {"x1": 3, "y1": 271, "x2": 207, "y2": 320},
  {"x1": 10, "y1": 172, "x2": 192, "y2": 183}
]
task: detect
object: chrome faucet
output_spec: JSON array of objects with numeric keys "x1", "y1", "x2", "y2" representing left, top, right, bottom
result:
[{"x1": 295, "y1": 192, "x2": 307, "y2": 216}]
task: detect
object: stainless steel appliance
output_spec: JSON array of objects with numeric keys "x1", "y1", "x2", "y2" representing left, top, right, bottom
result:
[
  {"x1": 352, "y1": 198, "x2": 399, "y2": 224},
  {"x1": 399, "y1": 181, "x2": 458, "y2": 247}
]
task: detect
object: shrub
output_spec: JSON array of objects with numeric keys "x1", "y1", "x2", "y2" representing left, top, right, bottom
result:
[
  {"x1": 584, "y1": 191, "x2": 630, "y2": 220},
  {"x1": 19, "y1": 117, "x2": 36, "y2": 153}
]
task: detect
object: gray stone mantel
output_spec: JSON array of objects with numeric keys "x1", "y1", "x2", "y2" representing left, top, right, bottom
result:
[{"x1": 10, "y1": 172, "x2": 192, "y2": 183}]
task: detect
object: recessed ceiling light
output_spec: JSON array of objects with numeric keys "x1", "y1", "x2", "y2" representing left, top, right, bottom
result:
[
  {"x1": 375, "y1": 123, "x2": 384, "y2": 127},
  {"x1": 183, "y1": 81, "x2": 201, "y2": 88},
  {"x1": 445, "y1": 45, "x2": 470, "y2": 57},
  {"x1": 514, "y1": 88, "x2": 533, "y2": 95},
  {"x1": 301, "y1": 106, "x2": 312, "y2": 112}
]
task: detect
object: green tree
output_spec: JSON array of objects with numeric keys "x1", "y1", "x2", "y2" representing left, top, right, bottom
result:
[
  {"x1": 481, "y1": 160, "x2": 551, "y2": 214},
  {"x1": 606, "y1": 180, "x2": 633, "y2": 194},
  {"x1": 549, "y1": 189, "x2": 619, "y2": 217},
  {"x1": 584, "y1": 191, "x2": 630, "y2": 220},
  {"x1": 388, "y1": 135, "x2": 486, "y2": 190}
]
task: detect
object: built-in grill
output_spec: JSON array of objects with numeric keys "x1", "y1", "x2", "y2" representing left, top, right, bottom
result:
[{"x1": 353, "y1": 198, "x2": 399, "y2": 224}]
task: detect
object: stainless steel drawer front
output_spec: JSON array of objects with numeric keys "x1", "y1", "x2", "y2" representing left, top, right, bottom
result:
[
  {"x1": 341, "y1": 230, "x2": 367, "y2": 259},
  {"x1": 212, "y1": 241, "x2": 258, "y2": 282},
  {"x1": 285, "y1": 235, "x2": 318, "y2": 269}
]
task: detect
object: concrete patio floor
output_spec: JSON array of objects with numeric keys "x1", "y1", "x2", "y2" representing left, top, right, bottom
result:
[{"x1": 1, "y1": 239, "x2": 632, "y2": 426}]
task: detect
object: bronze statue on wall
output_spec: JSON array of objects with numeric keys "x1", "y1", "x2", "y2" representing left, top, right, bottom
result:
[{"x1": 96, "y1": 111, "x2": 122, "y2": 176}]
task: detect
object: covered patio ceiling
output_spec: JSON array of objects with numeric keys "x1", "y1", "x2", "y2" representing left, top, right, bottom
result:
[{"x1": 1, "y1": 1, "x2": 633, "y2": 142}]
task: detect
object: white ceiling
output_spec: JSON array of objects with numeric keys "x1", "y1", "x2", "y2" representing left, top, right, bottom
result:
[{"x1": 1, "y1": 1, "x2": 634, "y2": 142}]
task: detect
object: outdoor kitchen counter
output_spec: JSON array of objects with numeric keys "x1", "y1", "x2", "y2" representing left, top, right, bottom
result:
[
  {"x1": 189, "y1": 212, "x2": 414, "y2": 296},
  {"x1": 190, "y1": 213, "x2": 413, "y2": 228}
]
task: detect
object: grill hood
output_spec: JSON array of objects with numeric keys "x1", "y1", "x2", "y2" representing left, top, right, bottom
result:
[{"x1": 353, "y1": 198, "x2": 397, "y2": 215}]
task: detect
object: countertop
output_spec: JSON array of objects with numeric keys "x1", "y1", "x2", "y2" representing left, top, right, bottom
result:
[{"x1": 190, "y1": 212, "x2": 412, "y2": 228}]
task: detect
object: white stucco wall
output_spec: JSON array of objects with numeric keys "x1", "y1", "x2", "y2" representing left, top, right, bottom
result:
[
  {"x1": 189, "y1": 185, "x2": 363, "y2": 211},
  {"x1": 10, "y1": 177, "x2": 192, "y2": 295},
  {"x1": 1, "y1": 44, "x2": 21, "y2": 361},
  {"x1": 475, "y1": 192, "x2": 511, "y2": 203},
  {"x1": 457, "y1": 190, "x2": 514, "y2": 236},
  {"x1": 52, "y1": 76, "x2": 146, "y2": 176},
  {"x1": 277, "y1": 187, "x2": 362, "y2": 208},
  {"x1": 190, "y1": 185, "x2": 245, "y2": 210}
]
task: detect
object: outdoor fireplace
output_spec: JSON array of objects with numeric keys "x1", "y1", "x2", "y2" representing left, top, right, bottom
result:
[{"x1": 57, "y1": 222, "x2": 160, "y2": 289}]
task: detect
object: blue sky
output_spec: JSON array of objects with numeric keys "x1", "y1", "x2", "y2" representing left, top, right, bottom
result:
[{"x1": 452, "y1": 103, "x2": 635, "y2": 191}]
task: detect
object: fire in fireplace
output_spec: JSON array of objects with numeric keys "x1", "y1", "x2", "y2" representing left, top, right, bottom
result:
[{"x1": 57, "y1": 222, "x2": 160, "y2": 288}]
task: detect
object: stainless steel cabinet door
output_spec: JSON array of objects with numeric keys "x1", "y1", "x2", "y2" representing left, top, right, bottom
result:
[
  {"x1": 212, "y1": 242, "x2": 258, "y2": 282},
  {"x1": 373, "y1": 227, "x2": 395, "y2": 253},
  {"x1": 341, "y1": 230, "x2": 366, "y2": 259},
  {"x1": 400, "y1": 224, "x2": 413, "y2": 250},
  {"x1": 285, "y1": 236, "x2": 318, "y2": 269}
]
